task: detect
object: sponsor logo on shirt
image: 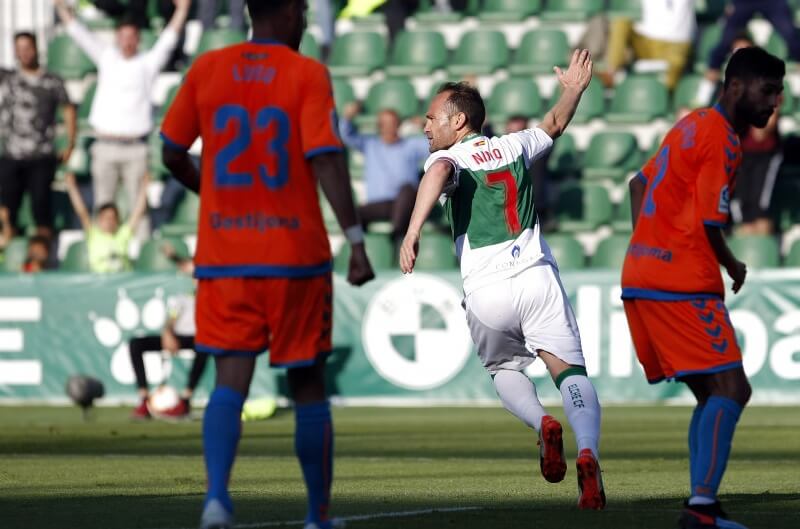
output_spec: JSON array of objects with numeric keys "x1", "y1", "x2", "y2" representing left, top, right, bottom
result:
[
  {"x1": 718, "y1": 185, "x2": 730, "y2": 215},
  {"x1": 627, "y1": 243, "x2": 673, "y2": 262}
]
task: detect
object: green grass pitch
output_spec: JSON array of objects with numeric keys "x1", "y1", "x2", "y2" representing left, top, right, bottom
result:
[{"x1": 1, "y1": 406, "x2": 797, "y2": 529}]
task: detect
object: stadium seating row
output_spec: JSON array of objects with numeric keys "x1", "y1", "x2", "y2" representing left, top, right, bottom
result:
[{"x1": 3, "y1": 230, "x2": 798, "y2": 273}]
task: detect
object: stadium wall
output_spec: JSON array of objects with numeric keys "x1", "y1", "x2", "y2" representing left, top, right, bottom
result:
[{"x1": 1, "y1": 270, "x2": 799, "y2": 405}]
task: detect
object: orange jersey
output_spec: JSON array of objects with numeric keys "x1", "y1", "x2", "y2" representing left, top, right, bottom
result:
[
  {"x1": 621, "y1": 105, "x2": 741, "y2": 300},
  {"x1": 160, "y1": 40, "x2": 342, "y2": 278}
]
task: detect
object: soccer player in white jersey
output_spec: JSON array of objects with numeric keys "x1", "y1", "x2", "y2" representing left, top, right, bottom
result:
[{"x1": 399, "y1": 50, "x2": 605, "y2": 510}]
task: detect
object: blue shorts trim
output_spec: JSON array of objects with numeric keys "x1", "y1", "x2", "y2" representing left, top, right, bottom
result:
[
  {"x1": 305, "y1": 146, "x2": 344, "y2": 159},
  {"x1": 621, "y1": 288, "x2": 722, "y2": 301},
  {"x1": 646, "y1": 375, "x2": 666, "y2": 385},
  {"x1": 703, "y1": 220, "x2": 727, "y2": 228},
  {"x1": 195, "y1": 262, "x2": 333, "y2": 279},
  {"x1": 195, "y1": 342, "x2": 266, "y2": 357},
  {"x1": 270, "y1": 350, "x2": 332, "y2": 369},
  {"x1": 160, "y1": 132, "x2": 191, "y2": 152},
  {"x1": 674, "y1": 361, "x2": 743, "y2": 380}
]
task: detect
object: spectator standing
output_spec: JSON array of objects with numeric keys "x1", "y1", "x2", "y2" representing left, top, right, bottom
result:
[
  {"x1": 198, "y1": 0, "x2": 246, "y2": 31},
  {"x1": 339, "y1": 102, "x2": 429, "y2": 243},
  {"x1": 64, "y1": 172, "x2": 149, "y2": 273},
  {"x1": 54, "y1": 0, "x2": 191, "y2": 239},
  {"x1": 706, "y1": 0, "x2": 800, "y2": 85},
  {"x1": 0, "y1": 32, "x2": 76, "y2": 241},
  {"x1": 601, "y1": 0, "x2": 696, "y2": 90}
]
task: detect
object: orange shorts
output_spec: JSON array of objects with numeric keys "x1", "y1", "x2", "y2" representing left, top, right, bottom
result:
[
  {"x1": 623, "y1": 297, "x2": 742, "y2": 383},
  {"x1": 195, "y1": 274, "x2": 333, "y2": 367}
]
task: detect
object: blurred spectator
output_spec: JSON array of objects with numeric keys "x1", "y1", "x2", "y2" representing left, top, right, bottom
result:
[
  {"x1": 706, "y1": 0, "x2": 800, "y2": 85},
  {"x1": 505, "y1": 115, "x2": 554, "y2": 226},
  {"x1": 198, "y1": 0, "x2": 246, "y2": 31},
  {"x1": 314, "y1": 0, "x2": 336, "y2": 61},
  {"x1": 0, "y1": 207, "x2": 12, "y2": 251},
  {"x1": 22, "y1": 235, "x2": 51, "y2": 273},
  {"x1": 89, "y1": 0, "x2": 176, "y2": 28},
  {"x1": 130, "y1": 279, "x2": 207, "y2": 420},
  {"x1": 64, "y1": 172, "x2": 149, "y2": 273},
  {"x1": 339, "y1": 102, "x2": 428, "y2": 243},
  {"x1": 601, "y1": 0, "x2": 696, "y2": 90},
  {"x1": 54, "y1": 0, "x2": 190, "y2": 240},
  {"x1": 150, "y1": 176, "x2": 186, "y2": 230},
  {"x1": 340, "y1": 0, "x2": 420, "y2": 43},
  {"x1": 0, "y1": 32, "x2": 76, "y2": 241}
]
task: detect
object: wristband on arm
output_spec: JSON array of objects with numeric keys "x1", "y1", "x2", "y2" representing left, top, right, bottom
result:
[{"x1": 344, "y1": 225, "x2": 364, "y2": 245}]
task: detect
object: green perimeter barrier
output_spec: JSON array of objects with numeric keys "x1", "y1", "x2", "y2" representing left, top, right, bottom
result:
[{"x1": 0, "y1": 270, "x2": 799, "y2": 404}]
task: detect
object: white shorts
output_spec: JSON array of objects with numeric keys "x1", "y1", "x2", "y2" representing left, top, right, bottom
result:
[{"x1": 464, "y1": 262, "x2": 585, "y2": 374}]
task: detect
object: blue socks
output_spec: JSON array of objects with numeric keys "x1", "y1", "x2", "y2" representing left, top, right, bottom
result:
[
  {"x1": 295, "y1": 401, "x2": 334, "y2": 526},
  {"x1": 688, "y1": 404, "x2": 705, "y2": 490},
  {"x1": 691, "y1": 396, "x2": 743, "y2": 501},
  {"x1": 203, "y1": 386, "x2": 245, "y2": 514}
]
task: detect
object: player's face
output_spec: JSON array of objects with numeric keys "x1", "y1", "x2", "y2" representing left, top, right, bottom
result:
[
  {"x1": 97, "y1": 208, "x2": 120, "y2": 234},
  {"x1": 117, "y1": 25, "x2": 140, "y2": 58},
  {"x1": 14, "y1": 36, "x2": 38, "y2": 70},
  {"x1": 738, "y1": 77, "x2": 783, "y2": 128},
  {"x1": 424, "y1": 92, "x2": 459, "y2": 153}
]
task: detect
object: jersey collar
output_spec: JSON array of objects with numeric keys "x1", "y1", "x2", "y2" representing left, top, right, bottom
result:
[
  {"x1": 250, "y1": 38, "x2": 288, "y2": 46},
  {"x1": 712, "y1": 102, "x2": 734, "y2": 128},
  {"x1": 459, "y1": 132, "x2": 481, "y2": 144}
]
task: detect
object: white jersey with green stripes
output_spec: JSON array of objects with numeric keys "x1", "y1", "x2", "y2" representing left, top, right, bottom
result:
[{"x1": 424, "y1": 128, "x2": 556, "y2": 294}]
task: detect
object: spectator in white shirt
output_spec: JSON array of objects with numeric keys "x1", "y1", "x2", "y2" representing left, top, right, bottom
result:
[
  {"x1": 600, "y1": 0, "x2": 696, "y2": 90},
  {"x1": 53, "y1": 0, "x2": 190, "y2": 239}
]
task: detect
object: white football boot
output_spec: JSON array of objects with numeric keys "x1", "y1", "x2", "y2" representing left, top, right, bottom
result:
[{"x1": 199, "y1": 499, "x2": 233, "y2": 529}]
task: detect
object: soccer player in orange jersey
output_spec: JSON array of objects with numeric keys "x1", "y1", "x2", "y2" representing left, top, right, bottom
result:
[
  {"x1": 160, "y1": 2, "x2": 374, "y2": 528},
  {"x1": 622, "y1": 47, "x2": 784, "y2": 529}
]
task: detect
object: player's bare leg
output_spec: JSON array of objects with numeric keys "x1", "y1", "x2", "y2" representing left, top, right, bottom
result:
[
  {"x1": 200, "y1": 356, "x2": 256, "y2": 529},
  {"x1": 492, "y1": 369, "x2": 562, "y2": 482},
  {"x1": 539, "y1": 351, "x2": 605, "y2": 510},
  {"x1": 678, "y1": 369, "x2": 751, "y2": 529},
  {"x1": 288, "y1": 361, "x2": 339, "y2": 529}
]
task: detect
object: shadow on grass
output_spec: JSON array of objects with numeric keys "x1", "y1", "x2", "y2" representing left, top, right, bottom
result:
[{"x1": 1, "y1": 492, "x2": 797, "y2": 529}]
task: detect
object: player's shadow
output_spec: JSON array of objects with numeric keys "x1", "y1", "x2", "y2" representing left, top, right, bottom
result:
[
  {"x1": 1, "y1": 491, "x2": 797, "y2": 529},
  {"x1": 274, "y1": 346, "x2": 352, "y2": 398}
]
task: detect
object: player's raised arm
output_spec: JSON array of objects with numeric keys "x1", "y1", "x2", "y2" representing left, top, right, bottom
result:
[
  {"x1": 312, "y1": 152, "x2": 375, "y2": 286},
  {"x1": 539, "y1": 49, "x2": 593, "y2": 139},
  {"x1": 399, "y1": 160, "x2": 453, "y2": 274}
]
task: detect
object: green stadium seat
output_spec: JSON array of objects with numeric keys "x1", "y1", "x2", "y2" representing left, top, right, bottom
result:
[
  {"x1": 386, "y1": 31, "x2": 447, "y2": 76},
  {"x1": 770, "y1": 175, "x2": 800, "y2": 231},
  {"x1": 331, "y1": 78, "x2": 357, "y2": 114},
  {"x1": 414, "y1": 232, "x2": 457, "y2": 270},
  {"x1": 608, "y1": 0, "x2": 641, "y2": 18},
  {"x1": 2, "y1": 238, "x2": 29, "y2": 273},
  {"x1": 555, "y1": 182, "x2": 613, "y2": 232},
  {"x1": 673, "y1": 74, "x2": 707, "y2": 113},
  {"x1": 139, "y1": 29, "x2": 158, "y2": 50},
  {"x1": 545, "y1": 234, "x2": 585, "y2": 270},
  {"x1": 78, "y1": 82, "x2": 97, "y2": 125},
  {"x1": 612, "y1": 186, "x2": 633, "y2": 232},
  {"x1": 547, "y1": 133, "x2": 580, "y2": 177},
  {"x1": 161, "y1": 192, "x2": 199, "y2": 237},
  {"x1": 541, "y1": 0, "x2": 603, "y2": 21},
  {"x1": 780, "y1": 81, "x2": 795, "y2": 115},
  {"x1": 786, "y1": 239, "x2": 800, "y2": 268},
  {"x1": 158, "y1": 83, "x2": 181, "y2": 122},
  {"x1": 194, "y1": 29, "x2": 246, "y2": 58},
  {"x1": 727, "y1": 236, "x2": 780, "y2": 269},
  {"x1": 695, "y1": 0, "x2": 727, "y2": 23},
  {"x1": 486, "y1": 79, "x2": 542, "y2": 124},
  {"x1": 695, "y1": 24, "x2": 723, "y2": 72},
  {"x1": 47, "y1": 35, "x2": 96, "y2": 80},
  {"x1": 60, "y1": 240, "x2": 91, "y2": 272},
  {"x1": 359, "y1": 79, "x2": 419, "y2": 121},
  {"x1": 328, "y1": 31, "x2": 387, "y2": 77},
  {"x1": 134, "y1": 237, "x2": 190, "y2": 271},
  {"x1": 606, "y1": 75, "x2": 669, "y2": 123},
  {"x1": 766, "y1": 31, "x2": 794, "y2": 63},
  {"x1": 300, "y1": 33, "x2": 321, "y2": 60},
  {"x1": 334, "y1": 233, "x2": 396, "y2": 273},
  {"x1": 591, "y1": 234, "x2": 630, "y2": 269},
  {"x1": 479, "y1": 0, "x2": 542, "y2": 22},
  {"x1": 550, "y1": 78, "x2": 605, "y2": 123},
  {"x1": 447, "y1": 30, "x2": 510, "y2": 76},
  {"x1": 583, "y1": 132, "x2": 641, "y2": 181},
  {"x1": 509, "y1": 29, "x2": 569, "y2": 75}
]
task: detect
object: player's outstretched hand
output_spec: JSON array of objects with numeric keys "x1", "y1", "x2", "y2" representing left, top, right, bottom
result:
[
  {"x1": 728, "y1": 260, "x2": 747, "y2": 294},
  {"x1": 554, "y1": 49, "x2": 593, "y2": 93},
  {"x1": 348, "y1": 244, "x2": 375, "y2": 286},
  {"x1": 399, "y1": 231, "x2": 420, "y2": 274}
]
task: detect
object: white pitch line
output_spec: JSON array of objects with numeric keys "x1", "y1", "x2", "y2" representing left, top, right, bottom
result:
[{"x1": 159, "y1": 506, "x2": 482, "y2": 529}]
